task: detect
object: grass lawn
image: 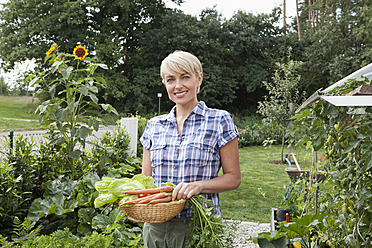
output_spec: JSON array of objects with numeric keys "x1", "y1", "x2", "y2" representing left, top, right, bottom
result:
[
  {"x1": 220, "y1": 145, "x2": 306, "y2": 223},
  {"x1": 0, "y1": 96, "x2": 47, "y2": 131}
]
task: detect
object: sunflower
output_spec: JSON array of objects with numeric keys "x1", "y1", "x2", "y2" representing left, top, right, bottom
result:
[
  {"x1": 73, "y1": 45, "x2": 87, "y2": 60},
  {"x1": 46, "y1": 43, "x2": 57, "y2": 57}
]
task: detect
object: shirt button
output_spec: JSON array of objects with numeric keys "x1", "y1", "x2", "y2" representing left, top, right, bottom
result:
[
  {"x1": 185, "y1": 121, "x2": 188, "y2": 124},
  {"x1": 182, "y1": 136, "x2": 185, "y2": 139},
  {"x1": 174, "y1": 166, "x2": 176, "y2": 169},
  {"x1": 175, "y1": 148, "x2": 178, "y2": 151}
]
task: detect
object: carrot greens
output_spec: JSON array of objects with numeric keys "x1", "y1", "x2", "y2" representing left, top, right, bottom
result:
[{"x1": 187, "y1": 195, "x2": 234, "y2": 248}]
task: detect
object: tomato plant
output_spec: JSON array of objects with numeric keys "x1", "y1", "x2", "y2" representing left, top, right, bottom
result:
[
  {"x1": 256, "y1": 77, "x2": 371, "y2": 247},
  {"x1": 290, "y1": 77, "x2": 372, "y2": 247}
]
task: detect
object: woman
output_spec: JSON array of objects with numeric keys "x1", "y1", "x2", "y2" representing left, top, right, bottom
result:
[{"x1": 140, "y1": 50, "x2": 241, "y2": 248}]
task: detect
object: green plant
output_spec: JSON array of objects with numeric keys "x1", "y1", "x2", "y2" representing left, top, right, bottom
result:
[
  {"x1": 8, "y1": 218, "x2": 118, "y2": 248},
  {"x1": 0, "y1": 121, "x2": 142, "y2": 241},
  {"x1": 0, "y1": 135, "x2": 43, "y2": 237},
  {"x1": 29, "y1": 43, "x2": 118, "y2": 179},
  {"x1": 187, "y1": 195, "x2": 234, "y2": 248},
  {"x1": 257, "y1": 47, "x2": 305, "y2": 163},
  {"x1": 238, "y1": 119, "x2": 282, "y2": 148},
  {"x1": 254, "y1": 213, "x2": 334, "y2": 247},
  {"x1": 285, "y1": 77, "x2": 372, "y2": 247},
  {"x1": 25, "y1": 172, "x2": 144, "y2": 246}
]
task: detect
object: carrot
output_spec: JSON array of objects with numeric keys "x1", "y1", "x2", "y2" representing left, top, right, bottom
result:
[
  {"x1": 120, "y1": 195, "x2": 150, "y2": 206},
  {"x1": 138, "y1": 192, "x2": 168, "y2": 204},
  {"x1": 149, "y1": 196, "x2": 172, "y2": 204},
  {"x1": 120, "y1": 198, "x2": 141, "y2": 206},
  {"x1": 123, "y1": 186, "x2": 173, "y2": 195},
  {"x1": 120, "y1": 192, "x2": 161, "y2": 206}
]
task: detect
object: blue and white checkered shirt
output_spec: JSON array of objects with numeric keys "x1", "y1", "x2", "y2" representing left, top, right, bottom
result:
[{"x1": 140, "y1": 101, "x2": 238, "y2": 218}]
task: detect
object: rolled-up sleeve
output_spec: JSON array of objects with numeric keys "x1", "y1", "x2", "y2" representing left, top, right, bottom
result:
[
  {"x1": 217, "y1": 112, "x2": 239, "y2": 148},
  {"x1": 140, "y1": 121, "x2": 152, "y2": 150}
]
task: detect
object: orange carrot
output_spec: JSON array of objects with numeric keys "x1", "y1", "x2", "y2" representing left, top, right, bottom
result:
[
  {"x1": 149, "y1": 196, "x2": 172, "y2": 204},
  {"x1": 120, "y1": 198, "x2": 140, "y2": 206},
  {"x1": 123, "y1": 186, "x2": 173, "y2": 195},
  {"x1": 120, "y1": 193, "x2": 161, "y2": 206},
  {"x1": 138, "y1": 192, "x2": 168, "y2": 204},
  {"x1": 120, "y1": 195, "x2": 151, "y2": 206}
]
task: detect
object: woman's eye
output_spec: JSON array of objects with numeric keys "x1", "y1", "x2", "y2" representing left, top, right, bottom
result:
[
  {"x1": 182, "y1": 76, "x2": 190, "y2": 80},
  {"x1": 166, "y1": 78, "x2": 174, "y2": 83}
]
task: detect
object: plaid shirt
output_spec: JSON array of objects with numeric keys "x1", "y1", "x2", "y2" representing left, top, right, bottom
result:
[{"x1": 140, "y1": 101, "x2": 238, "y2": 217}]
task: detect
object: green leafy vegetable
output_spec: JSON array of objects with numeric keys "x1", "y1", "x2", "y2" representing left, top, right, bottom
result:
[{"x1": 94, "y1": 175, "x2": 156, "y2": 208}]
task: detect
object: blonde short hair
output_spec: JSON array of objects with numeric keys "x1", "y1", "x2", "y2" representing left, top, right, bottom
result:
[{"x1": 160, "y1": 51, "x2": 203, "y2": 82}]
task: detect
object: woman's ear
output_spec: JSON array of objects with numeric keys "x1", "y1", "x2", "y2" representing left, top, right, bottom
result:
[{"x1": 197, "y1": 72, "x2": 203, "y2": 93}]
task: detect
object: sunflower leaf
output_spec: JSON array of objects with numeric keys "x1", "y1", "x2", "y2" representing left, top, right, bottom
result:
[
  {"x1": 95, "y1": 77, "x2": 107, "y2": 87},
  {"x1": 60, "y1": 67, "x2": 74, "y2": 80}
]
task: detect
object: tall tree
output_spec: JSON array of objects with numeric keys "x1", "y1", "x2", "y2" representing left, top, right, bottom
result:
[
  {"x1": 223, "y1": 9, "x2": 286, "y2": 113},
  {"x1": 283, "y1": 0, "x2": 287, "y2": 33},
  {"x1": 296, "y1": 0, "x2": 301, "y2": 40},
  {"x1": 297, "y1": 0, "x2": 372, "y2": 95}
]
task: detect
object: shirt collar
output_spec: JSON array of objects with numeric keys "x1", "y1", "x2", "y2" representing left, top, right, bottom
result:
[{"x1": 162, "y1": 101, "x2": 207, "y2": 124}]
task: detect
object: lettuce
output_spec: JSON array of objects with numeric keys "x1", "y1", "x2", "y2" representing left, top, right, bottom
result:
[
  {"x1": 94, "y1": 193, "x2": 117, "y2": 208},
  {"x1": 94, "y1": 174, "x2": 156, "y2": 209}
]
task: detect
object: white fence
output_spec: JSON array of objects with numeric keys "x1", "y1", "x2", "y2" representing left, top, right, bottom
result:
[{"x1": 0, "y1": 125, "x2": 117, "y2": 153}]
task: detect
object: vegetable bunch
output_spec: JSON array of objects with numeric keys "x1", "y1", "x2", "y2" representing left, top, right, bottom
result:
[
  {"x1": 119, "y1": 186, "x2": 174, "y2": 205},
  {"x1": 94, "y1": 174, "x2": 157, "y2": 208},
  {"x1": 187, "y1": 195, "x2": 233, "y2": 248}
]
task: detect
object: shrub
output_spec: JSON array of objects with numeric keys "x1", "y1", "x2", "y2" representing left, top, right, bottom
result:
[{"x1": 238, "y1": 119, "x2": 282, "y2": 147}]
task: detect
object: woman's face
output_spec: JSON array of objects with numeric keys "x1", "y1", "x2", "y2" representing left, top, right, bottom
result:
[{"x1": 164, "y1": 71, "x2": 202, "y2": 108}]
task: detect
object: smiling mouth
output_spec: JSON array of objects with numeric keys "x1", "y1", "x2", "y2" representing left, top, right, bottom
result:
[{"x1": 175, "y1": 91, "x2": 187, "y2": 96}]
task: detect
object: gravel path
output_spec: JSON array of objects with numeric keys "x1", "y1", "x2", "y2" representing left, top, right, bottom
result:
[{"x1": 226, "y1": 221, "x2": 271, "y2": 247}]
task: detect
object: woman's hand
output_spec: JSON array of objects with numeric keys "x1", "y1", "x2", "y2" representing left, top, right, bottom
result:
[{"x1": 172, "y1": 181, "x2": 203, "y2": 200}]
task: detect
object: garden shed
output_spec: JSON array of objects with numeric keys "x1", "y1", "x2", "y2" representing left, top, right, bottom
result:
[{"x1": 297, "y1": 62, "x2": 372, "y2": 112}]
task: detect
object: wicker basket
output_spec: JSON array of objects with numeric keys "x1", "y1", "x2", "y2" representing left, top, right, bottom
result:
[{"x1": 120, "y1": 199, "x2": 186, "y2": 223}]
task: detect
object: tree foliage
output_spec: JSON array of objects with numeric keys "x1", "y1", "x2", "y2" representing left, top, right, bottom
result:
[
  {"x1": 0, "y1": 0, "x2": 371, "y2": 115},
  {"x1": 296, "y1": 0, "x2": 372, "y2": 94},
  {"x1": 257, "y1": 48, "x2": 304, "y2": 162},
  {"x1": 0, "y1": 1, "x2": 292, "y2": 114}
]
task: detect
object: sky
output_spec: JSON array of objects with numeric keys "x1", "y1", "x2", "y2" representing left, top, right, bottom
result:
[{"x1": 0, "y1": 0, "x2": 296, "y2": 86}]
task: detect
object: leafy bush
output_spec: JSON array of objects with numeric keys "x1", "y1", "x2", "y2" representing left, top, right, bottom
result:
[
  {"x1": 238, "y1": 119, "x2": 282, "y2": 147},
  {"x1": 0, "y1": 122, "x2": 144, "y2": 244},
  {"x1": 0, "y1": 218, "x2": 118, "y2": 248}
]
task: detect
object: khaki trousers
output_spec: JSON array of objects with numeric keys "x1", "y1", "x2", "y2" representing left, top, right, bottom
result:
[{"x1": 143, "y1": 217, "x2": 191, "y2": 248}]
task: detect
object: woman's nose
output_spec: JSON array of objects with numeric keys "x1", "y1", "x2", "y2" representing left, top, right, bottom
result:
[{"x1": 175, "y1": 78, "x2": 183, "y2": 88}]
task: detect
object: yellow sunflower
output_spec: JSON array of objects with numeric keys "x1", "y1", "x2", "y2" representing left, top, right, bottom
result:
[
  {"x1": 46, "y1": 43, "x2": 57, "y2": 57},
  {"x1": 73, "y1": 45, "x2": 88, "y2": 60}
]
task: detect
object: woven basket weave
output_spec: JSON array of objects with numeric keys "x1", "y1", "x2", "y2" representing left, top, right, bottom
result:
[{"x1": 120, "y1": 199, "x2": 186, "y2": 223}]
